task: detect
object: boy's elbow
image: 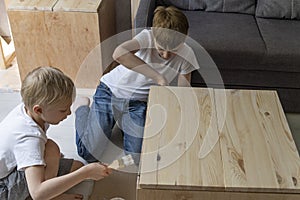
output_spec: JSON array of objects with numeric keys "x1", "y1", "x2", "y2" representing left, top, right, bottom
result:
[
  {"x1": 30, "y1": 192, "x2": 43, "y2": 200},
  {"x1": 112, "y1": 48, "x2": 120, "y2": 62},
  {"x1": 112, "y1": 46, "x2": 127, "y2": 62},
  {"x1": 29, "y1": 188, "x2": 48, "y2": 200}
]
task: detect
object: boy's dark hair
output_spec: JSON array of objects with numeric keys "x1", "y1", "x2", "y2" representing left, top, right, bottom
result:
[{"x1": 152, "y1": 6, "x2": 189, "y2": 50}]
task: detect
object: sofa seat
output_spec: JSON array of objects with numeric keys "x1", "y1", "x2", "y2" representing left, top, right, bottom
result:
[
  {"x1": 192, "y1": 69, "x2": 300, "y2": 88},
  {"x1": 192, "y1": 68, "x2": 300, "y2": 111},
  {"x1": 185, "y1": 11, "x2": 266, "y2": 70},
  {"x1": 257, "y1": 18, "x2": 300, "y2": 72}
]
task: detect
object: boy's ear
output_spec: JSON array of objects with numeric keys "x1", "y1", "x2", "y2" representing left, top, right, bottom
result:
[{"x1": 33, "y1": 105, "x2": 43, "y2": 115}]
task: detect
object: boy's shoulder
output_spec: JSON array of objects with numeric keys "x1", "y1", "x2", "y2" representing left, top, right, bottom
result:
[
  {"x1": 0, "y1": 103, "x2": 45, "y2": 137},
  {"x1": 177, "y1": 42, "x2": 196, "y2": 55}
]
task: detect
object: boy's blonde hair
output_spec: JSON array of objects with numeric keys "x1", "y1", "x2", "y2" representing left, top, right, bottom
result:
[
  {"x1": 152, "y1": 6, "x2": 189, "y2": 50},
  {"x1": 21, "y1": 66, "x2": 75, "y2": 111}
]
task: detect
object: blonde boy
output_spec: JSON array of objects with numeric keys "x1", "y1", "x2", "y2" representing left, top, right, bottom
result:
[{"x1": 0, "y1": 66, "x2": 111, "y2": 200}]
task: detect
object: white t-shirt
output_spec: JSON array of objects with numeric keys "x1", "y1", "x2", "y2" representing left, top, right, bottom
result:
[
  {"x1": 101, "y1": 29, "x2": 200, "y2": 100},
  {"x1": 0, "y1": 103, "x2": 48, "y2": 179}
]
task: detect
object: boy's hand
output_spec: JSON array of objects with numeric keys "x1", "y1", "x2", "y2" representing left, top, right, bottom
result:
[
  {"x1": 156, "y1": 75, "x2": 168, "y2": 86},
  {"x1": 85, "y1": 162, "x2": 112, "y2": 180}
]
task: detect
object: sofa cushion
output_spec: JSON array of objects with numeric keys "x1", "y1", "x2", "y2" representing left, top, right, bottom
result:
[
  {"x1": 135, "y1": 0, "x2": 157, "y2": 29},
  {"x1": 256, "y1": 0, "x2": 300, "y2": 19},
  {"x1": 256, "y1": 18, "x2": 300, "y2": 72},
  {"x1": 204, "y1": 0, "x2": 256, "y2": 14},
  {"x1": 156, "y1": 0, "x2": 255, "y2": 14},
  {"x1": 156, "y1": 0, "x2": 205, "y2": 10},
  {"x1": 184, "y1": 11, "x2": 265, "y2": 70},
  {"x1": 191, "y1": 69, "x2": 300, "y2": 89}
]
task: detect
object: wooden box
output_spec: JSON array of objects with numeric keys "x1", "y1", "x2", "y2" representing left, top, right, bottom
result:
[
  {"x1": 138, "y1": 86, "x2": 300, "y2": 200},
  {"x1": 8, "y1": 0, "x2": 116, "y2": 88}
]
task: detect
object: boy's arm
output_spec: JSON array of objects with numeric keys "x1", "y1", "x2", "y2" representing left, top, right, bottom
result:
[
  {"x1": 178, "y1": 73, "x2": 191, "y2": 87},
  {"x1": 113, "y1": 39, "x2": 168, "y2": 86},
  {"x1": 25, "y1": 163, "x2": 110, "y2": 200}
]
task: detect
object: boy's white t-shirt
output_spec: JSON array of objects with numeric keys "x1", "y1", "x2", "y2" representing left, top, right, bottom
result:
[
  {"x1": 0, "y1": 103, "x2": 48, "y2": 179},
  {"x1": 101, "y1": 29, "x2": 200, "y2": 100}
]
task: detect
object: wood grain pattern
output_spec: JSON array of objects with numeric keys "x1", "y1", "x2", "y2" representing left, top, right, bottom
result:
[
  {"x1": 53, "y1": 0, "x2": 101, "y2": 12},
  {"x1": 140, "y1": 86, "x2": 224, "y2": 189},
  {"x1": 137, "y1": 188, "x2": 300, "y2": 200},
  {"x1": 8, "y1": 10, "x2": 102, "y2": 88},
  {"x1": 215, "y1": 89, "x2": 300, "y2": 192},
  {"x1": 8, "y1": 0, "x2": 116, "y2": 88},
  {"x1": 8, "y1": 0, "x2": 58, "y2": 11},
  {"x1": 138, "y1": 87, "x2": 300, "y2": 199}
]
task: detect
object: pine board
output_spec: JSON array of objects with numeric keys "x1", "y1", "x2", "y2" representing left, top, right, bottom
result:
[
  {"x1": 215, "y1": 89, "x2": 300, "y2": 192},
  {"x1": 7, "y1": 0, "x2": 116, "y2": 88},
  {"x1": 138, "y1": 87, "x2": 300, "y2": 199},
  {"x1": 53, "y1": 0, "x2": 102, "y2": 12},
  {"x1": 8, "y1": 0, "x2": 58, "y2": 11},
  {"x1": 137, "y1": 188, "x2": 300, "y2": 200}
]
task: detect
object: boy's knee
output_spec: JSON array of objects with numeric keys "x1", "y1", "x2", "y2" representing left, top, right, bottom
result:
[
  {"x1": 70, "y1": 160, "x2": 84, "y2": 172},
  {"x1": 45, "y1": 139, "x2": 61, "y2": 158}
]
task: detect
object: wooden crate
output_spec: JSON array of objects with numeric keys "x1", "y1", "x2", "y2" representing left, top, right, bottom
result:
[
  {"x1": 8, "y1": 0, "x2": 116, "y2": 88},
  {"x1": 138, "y1": 86, "x2": 300, "y2": 199}
]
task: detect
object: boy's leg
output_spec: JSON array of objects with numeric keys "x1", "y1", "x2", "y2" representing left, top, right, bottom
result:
[
  {"x1": 70, "y1": 160, "x2": 84, "y2": 172},
  {"x1": 72, "y1": 96, "x2": 90, "y2": 113},
  {"x1": 121, "y1": 100, "x2": 147, "y2": 164},
  {"x1": 75, "y1": 82, "x2": 115, "y2": 163},
  {"x1": 75, "y1": 105, "x2": 99, "y2": 163},
  {"x1": 0, "y1": 169, "x2": 30, "y2": 200},
  {"x1": 56, "y1": 158, "x2": 83, "y2": 177},
  {"x1": 44, "y1": 139, "x2": 61, "y2": 180}
]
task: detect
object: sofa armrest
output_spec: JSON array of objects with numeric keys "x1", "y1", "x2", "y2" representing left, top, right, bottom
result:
[{"x1": 134, "y1": 0, "x2": 156, "y2": 33}]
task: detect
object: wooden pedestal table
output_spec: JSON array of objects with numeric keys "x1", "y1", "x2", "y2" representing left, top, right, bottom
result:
[
  {"x1": 8, "y1": 0, "x2": 116, "y2": 88},
  {"x1": 138, "y1": 86, "x2": 300, "y2": 200}
]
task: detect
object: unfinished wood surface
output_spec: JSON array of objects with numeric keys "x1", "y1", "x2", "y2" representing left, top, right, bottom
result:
[
  {"x1": 137, "y1": 187, "x2": 300, "y2": 200},
  {"x1": 53, "y1": 0, "x2": 102, "y2": 12},
  {"x1": 138, "y1": 87, "x2": 300, "y2": 199},
  {"x1": 8, "y1": 0, "x2": 58, "y2": 11},
  {"x1": 140, "y1": 86, "x2": 224, "y2": 189},
  {"x1": 8, "y1": 0, "x2": 116, "y2": 88},
  {"x1": 8, "y1": 10, "x2": 103, "y2": 88},
  {"x1": 215, "y1": 89, "x2": 300, "y2": 193}
]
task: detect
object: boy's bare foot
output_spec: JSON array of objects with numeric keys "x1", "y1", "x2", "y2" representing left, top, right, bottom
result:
[{"x1": 72, "y1": 96, "x2": 90, "y2": 112}]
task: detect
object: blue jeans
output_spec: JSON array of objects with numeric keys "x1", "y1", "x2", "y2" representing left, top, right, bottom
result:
[
  {"x1": 0, "y1": 169, "x2": 29, "y2": 200},
  {"x1": 75, "y1": 82, "x2": 147, "y2": 164}
]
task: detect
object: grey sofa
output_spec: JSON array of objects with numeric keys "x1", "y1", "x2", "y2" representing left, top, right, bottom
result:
[{"x1": 135, "y1": 0, "x2": 300, "y2": 113}]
